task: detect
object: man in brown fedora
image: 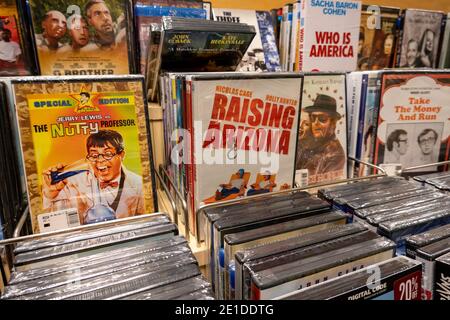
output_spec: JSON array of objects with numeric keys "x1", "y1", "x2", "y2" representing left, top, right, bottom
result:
[{"x1": 296, "y1": 94, "x2": 345, "y2": 184}]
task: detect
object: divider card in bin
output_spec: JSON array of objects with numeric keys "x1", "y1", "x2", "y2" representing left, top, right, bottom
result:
[
  {"x1": 223, "y1": 210, "x2": 347, "y2": 299},
  {"x1": 250, "y1": 238, "x2": 395, "y2": 300},
  {"x1": 11, "y1": 76, "x2": 157, "y2": 234},
  {"x1": 234, "y1": 223, "x2": 368, "y2": 300},
  {"x1": 242, "y1": 230, "x2": 381, "y2": 300},
  {"x1": 276, "y1": 256, "x2": 422, "y2": 300}
]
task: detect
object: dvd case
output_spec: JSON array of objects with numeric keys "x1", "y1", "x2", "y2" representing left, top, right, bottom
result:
[
  {"x1": 374, "y1": 71, "x2": 450, "y2": 174},
  {"x1": 434, "y1": 252, "x2": 450, "y2": 300},
  {"x1": 416, "y1": 237, "x2": 450, "y2": 300},
  {"x1": 11, "y1": 75, "x2": 158, "y2": 233},
  {"x1": 189, "y1": 73, "x2": 303, "y2": 235},
  {"x1": 134, "y1": 0, "x2": 207, "y2": 75},
  {"x1": 405, "y1": 224, "x2": 450, "y2": 260},
  {"x1": 276, "y1": 256, "x2": 421, "y2": 300},
  {"x1": 241, "y1": 229, "x2": 380, "y2": 300},
  {"x1": 26, "y1": 0, "x2": 136, "y2": 75},
  {"x1": 295, "y1": 73, "x2": 347, "y2": 186},
  {"x1": 233, "y1": 223, "x2": 368, "y2": 300},
  {"x1": 358, "y1": 5, "x2": 400, "y2": 70},
  {"x1": 396, "y1": 9, "x2": 445, "y2": 68},
  {"x1": 223, "y1": 210, "x2": 347, "y2": 299},
  {"x1": 0, "y1": 0, "x2": 36, "y2": 75},
  {"x1": 298, "y1": 0, "x2": 361, "y2": 72},
  {"x1": 213, "y1": 8, "x2": 281, "y2": 72},
  {"x1": 250, "y1": 238, "x2": 395, "y2": 300}
]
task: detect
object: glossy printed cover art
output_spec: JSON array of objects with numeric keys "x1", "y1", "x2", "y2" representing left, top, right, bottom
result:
[
  {"x1": 134, "y1": 0, "x2": 206, "y2": 74},
  {"x1": 296, "y1": 75, "x2": 347, "y2": 185},
  {"x1": 161, "y1": 31, "x2": 255, "y2": 72},
  {"x1": 358, "y1": 7, "x2": 398, "y2": 70},
  {"x1": 0, "y1": 0, "x2": 31, "y2": 75},
  {"x1": 28, "y1": 0, "x2": 130, "y2": 75},
  {"x1": 14, "y1": 80, "x2": 154, "y2": 233},
  {"x1": 374, "y1": 73, "x2": 450, "y2": 172}
]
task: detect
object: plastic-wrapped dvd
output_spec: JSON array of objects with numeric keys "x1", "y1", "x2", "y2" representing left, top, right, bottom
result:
[
  {"x1": 405, "y1": 224, "x2": 450, "y2": 259},
  {"x1": 241, "y1": 230, "x2": 380, "y2": 300},
  {"x1": 434, "y1": 252, "x2": 450, "y2": 300},
  {"x1": 3, "y1": 244, "x2": 192, "y2": 299},
  {"x1": 121, "y1": 276, "x2": 211, "y2": 300},
  {"x1": 354, "y1": 191, "x2": 445, "y2": 219},
  {"x1": 233, "y1": 223, "x2": 368, "y2": 300},
  {"x1": 276, "y1": 256, "x2": 421, "y2": 300},
  {"x1": 223, "y1": 210, "x2": 347, "y2": 299},
  {"x1": 14, "y1": 223, "x2": 177, "y2": 269},
  {"x1": 250, "y1": 238, "x2": 395, "y2": 300},
  {"x1": 9, "y1": 236, "x2": 187, "y2": 284}
]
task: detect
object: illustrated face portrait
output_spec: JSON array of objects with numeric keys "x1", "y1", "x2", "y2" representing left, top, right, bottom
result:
[
  {"x1": 42, "y1": 11, "x2": 67, "y2": 40},
  {"x1": 309, "y1": 112, "x2": 336, "y2": 139},
  {"x1": 87, "y1": 2, "x2": 113, "y2": 35},
  {"x1": 406, "y1": 40, "x2": 418, "y2": 66},
  {"x1": 300, "y1": 119, "x2": 311, "y2": 138},
  {"x1": 1, "y1": 29, "x2": 11, "y2": 41},
  {"x1": 80, "y1": 93, "x2": 90, "y2": 104},
  {"x1": 424, "y1": 30, "x2": 434, "y2": 53},
  {"x1": 69, "y1": 16, "x2": 89, "y2": 47},
  {"x1": 384, "y1": 36, "x2": 393, "y2": 55},
  {"x1": 358, "y1": 39, "x2": 364, "y2": 55},
  {"x1": 46, "y1": 83, "x2": 67, "y2": 94},
  {"x1": 87, "y1": 142, "x2": 124, "y2": 182},
  {"x1": 418, "y1": 131, "x2": 437, "y2": 155},
  {"x1": 394, "y1": 133, "x2": 408, "y2": 155}
]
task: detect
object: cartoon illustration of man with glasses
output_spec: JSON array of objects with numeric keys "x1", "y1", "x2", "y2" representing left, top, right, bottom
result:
[
  {"x1": 42, "y1": 130, "x2": 144, "y2": 224},
  {"x1": 385, "y1": 129, "x2": 409, "y2": 164},
  {"x1": 296, "y1": 94, "x2": 345, "y2": 183}
]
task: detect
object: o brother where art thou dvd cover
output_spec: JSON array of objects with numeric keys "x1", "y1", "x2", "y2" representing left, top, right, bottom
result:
[
  {"x1": 26, "y1": 0, "x2": 135, "y2": 75},
  {"x1": 12, "y1": 76, "x2": 157, "y2": 233}
]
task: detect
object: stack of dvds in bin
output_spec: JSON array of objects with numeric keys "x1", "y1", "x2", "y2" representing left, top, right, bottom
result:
[
  {"x1": 200, "y1": 189, "x2": 424, "y2": 300},
  {"x1": 318, "y1": 176, "x2": 450, "y2": 254},
  {"x1": 0, "y1": 214, "x2": 213, "y2": 300},
  {"x1": 412, "y1": 171, "x2": 450, "y2": 193},
  {"x1": 405, "y1": 224, "x2": 450, "y2": 300}
]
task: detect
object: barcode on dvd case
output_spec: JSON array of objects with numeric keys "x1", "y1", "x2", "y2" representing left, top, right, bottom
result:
[{"x1": 66, "y1": 211, "x2": 80, "y2": 228}]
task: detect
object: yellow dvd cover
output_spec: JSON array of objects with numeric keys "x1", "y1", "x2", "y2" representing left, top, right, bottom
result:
[{"x1": 12, "y1": 76, "x2": 157, "y2": 233}]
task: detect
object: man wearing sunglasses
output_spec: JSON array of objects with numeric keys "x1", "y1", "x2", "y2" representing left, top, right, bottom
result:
[
  {"x1": 42, "y1": 130, "x2": 144, "y2": 224},
  {"x1": 296, "y1": 94, "x2": 345, "y2": 184}
]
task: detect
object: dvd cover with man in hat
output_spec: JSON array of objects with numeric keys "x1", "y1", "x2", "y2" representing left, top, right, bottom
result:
[{"x1": 295, "y1": 73, "x2": 348, "y2": 186}]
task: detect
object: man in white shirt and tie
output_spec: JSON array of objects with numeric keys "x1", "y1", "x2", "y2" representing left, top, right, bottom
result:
[
  {"x1": 42, "y1": 130, "x2": 144, "y2": 224},
  {"x1": 0, "y1": 29, "x2": 22, "y2": 68}
]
